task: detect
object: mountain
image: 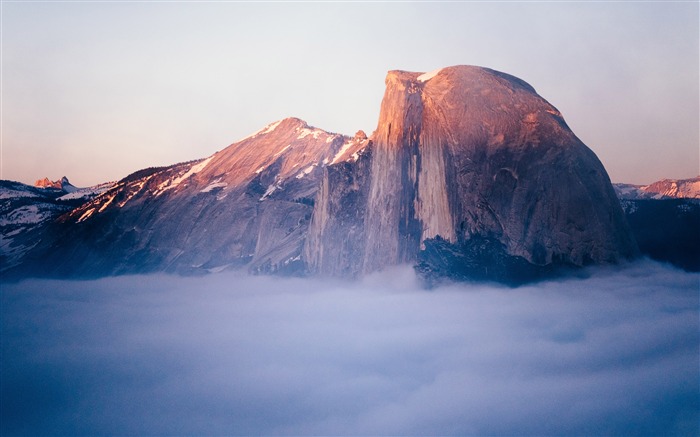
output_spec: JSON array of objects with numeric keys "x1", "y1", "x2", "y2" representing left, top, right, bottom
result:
[
  {"x1": 0, "y1": 179, "x2": 115, "y2": 272},
  {"x1": 614, "y1": 176, "x2": 700, "y2": 272},
  {"x1": 306, "y1": 66, "x2": 637, "y2": 282},
  {"x1": 3, "y1": 66, "x2": 639, "y2": 283},
  {"x1": 34, "y1": 176, "x2": 79, "y2": 193},
  {"x1": 6, "y1": 118, "x2": 368, "y2": 278},
  {"x1": 1, "y1": 181, "x2": 73, "y2": 271},
  {"x1": 614, "y1": 176, "x2": 700, "y2": 200},
  {"x1": 613, "y1": 177, "x2": 699, "y2": 272}
]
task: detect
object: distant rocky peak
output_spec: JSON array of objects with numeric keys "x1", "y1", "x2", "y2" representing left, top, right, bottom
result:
[
  {"x1": 34, "y1": 176, "x2": 74, "y2": 192},
  {"x1": 615, "y1": 176, "x2": 700, "y2": 200},
  {"x1": 35, "y1": 177, "x2": 59, "y2": 189}
]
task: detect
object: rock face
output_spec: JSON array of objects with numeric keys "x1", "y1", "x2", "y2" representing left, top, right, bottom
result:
[
  {"x1": 305, "y1": 66, "x2": 638, "y2": 280},
  {"x1": 34, "y1": 177, "x2": 61, "y2": 189},
  {"x1": 4, "y1": 66, "x2": 639, "y2": 282}
]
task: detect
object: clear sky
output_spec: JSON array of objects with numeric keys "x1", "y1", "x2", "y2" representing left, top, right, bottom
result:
[{"x1": 1, "y1": 1, "x2": 698, "y2": 187}]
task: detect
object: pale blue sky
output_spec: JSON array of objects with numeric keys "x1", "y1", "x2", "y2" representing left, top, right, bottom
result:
[{"x1": 2, "y1": 1, "x2": 698, "y2": 186}]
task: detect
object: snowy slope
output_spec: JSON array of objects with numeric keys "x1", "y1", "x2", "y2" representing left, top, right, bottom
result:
[{"x1": 0, "y1": 179, "x2": 119, "y2": 272}]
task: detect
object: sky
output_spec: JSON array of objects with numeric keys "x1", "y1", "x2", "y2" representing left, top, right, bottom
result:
[
  {"x1": 2, "y1": 261, "x2": 698, "y2": 435},
  {"x1": 1, "y1": 2, "x2": 698, "y2": 187}
]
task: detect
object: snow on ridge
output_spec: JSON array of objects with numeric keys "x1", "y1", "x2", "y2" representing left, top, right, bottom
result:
[
  {"x1": 155, "y1": 156, "x2": 213, "y2": 196},
  {"x1": 0, "y1": 188, "x2": 40, "y2": 200},
  {"x1": 331, "y1": 140, "x2": 355, "y2": 164},
  {"x1": 58, "y1": 182, "x2": 116, "y2": 201},
  {"x1": 236, "y1": 120, "x2": 284, "y2": 143},
  {"x1": 260, "y1": 120, "x2": 283, "y2": 136},
  {"x1": 297, "y1": 128, "x2": 314, "y2": 140},
  {"x1": 296, "y1": 126, "x2": 324, "y2": 140},
  {"x1": 417, "y1": 68, "x2": 442, "y2": 82}
]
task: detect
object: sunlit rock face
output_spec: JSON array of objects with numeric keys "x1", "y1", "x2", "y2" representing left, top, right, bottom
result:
[{"x1": 306, "y1": 66, "x2": 638, "y2": 280}]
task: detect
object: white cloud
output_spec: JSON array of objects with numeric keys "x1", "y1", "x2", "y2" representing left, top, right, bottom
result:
[{"x1": 1, "y1": 260, "x2": 698, "y2": 435}]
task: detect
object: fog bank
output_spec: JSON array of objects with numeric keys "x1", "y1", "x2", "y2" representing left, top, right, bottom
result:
[{"x1": 2, "y1": 261, "x2": 698, "y2": 436}]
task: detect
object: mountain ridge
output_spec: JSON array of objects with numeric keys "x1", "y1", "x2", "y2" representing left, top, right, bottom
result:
[
  {"x1": 614, "y1": 176, "x2": 700, "y2": 200},
  {"x1": 3, "y1": 65, "x2": 646, "y2": 282}
]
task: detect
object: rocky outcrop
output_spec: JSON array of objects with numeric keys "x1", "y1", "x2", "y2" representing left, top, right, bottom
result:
[
  {"x1": 306, "y1": 66, "x2": 638, "y2": 280},
  {"x1": 34, "y1": 176, "x2": 77, "y2": 192}
]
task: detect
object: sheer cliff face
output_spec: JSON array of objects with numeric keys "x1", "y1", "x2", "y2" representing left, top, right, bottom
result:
[{"x1": 307, "y1": 66, "x2": 638, "y2": 276}]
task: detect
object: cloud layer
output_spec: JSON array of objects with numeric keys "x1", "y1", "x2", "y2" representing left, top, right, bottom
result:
[{"x1": 2, "y1": 261, "x2": 698, "y2": 436}]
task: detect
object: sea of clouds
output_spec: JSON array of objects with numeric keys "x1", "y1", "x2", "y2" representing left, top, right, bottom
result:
[{"x1": 2, "y1": 260, "x2": 698, "y2": 436}]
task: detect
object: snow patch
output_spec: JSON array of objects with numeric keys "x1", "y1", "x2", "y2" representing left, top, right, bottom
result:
[
  {"x1": 297, "y1": 128, "x2": 313, "y2": 139},
  {"x1": 283, "y1": 255, "x2": 301, "y2": 265},
  {"x1": 98, "y1": 194, "x2": 116, "y2": 213},
  {"x1": 296, "y1": 127, "x2": 322, "y2": 140},
  {"x1": 331, "y1": 140, "x2": 355, "y2": 164},
  {"x1": 0, "y1": 188, "x2": 39, "y2": 200},
  {"x1": 417, "y1": 68, "x2": 442, "y2": 82},
  {"x1": 295, "y1": 165, "x2": 316, "y2": 179},
  {"x1": 117, "y1": 179, "x2": 149, "y2": 208},
  {"x1": 171, "y1": 157, "x2": 212, "y2": 186},
  {"x1": 201, "y1": 181, "x2": 228, "y2": 193},
  {"x1": 77, "y1": 208, "x2": 96, "y2": 223},
  {"x1": 58, "y1": 182, "x2": 115, "y2": 201},
  {"x1": 260, "y1": 120, "x2": 283, "y2": 136},
  {"x1": 236, "y1": 120, "x2": 283, "y2": 143},
  {"x1": 273, "y1": 144, "x2": 291, "y2": 157},
  {"x1": 156, "y1": 157, "x2": 213, "y2": 196},
  {"x1": 260, "y1": 182, "x2": 282, "y2": 201},
  {"x1": 0, "y1": 205, "x2": 46, "y2": 226}
]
